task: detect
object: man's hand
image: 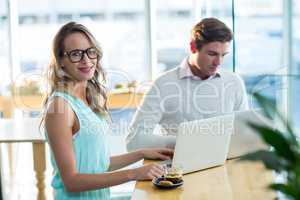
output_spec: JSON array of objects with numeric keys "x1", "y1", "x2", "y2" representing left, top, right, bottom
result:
[{"x1": 140, "y1": 148, "x2": 174, "y2": 160}]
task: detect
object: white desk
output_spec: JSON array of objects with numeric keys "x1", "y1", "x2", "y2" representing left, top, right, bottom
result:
[{"x1": 0, "y1": 118, "x2": 46, "y2": 200}]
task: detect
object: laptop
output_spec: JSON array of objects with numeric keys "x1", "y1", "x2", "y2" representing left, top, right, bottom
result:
[
  {"x1": 168, "y1": 114, "x2": 234, "y2": 174},
  {"x1": 227, "y1": 109, "x2": 274, "y2": 159}
]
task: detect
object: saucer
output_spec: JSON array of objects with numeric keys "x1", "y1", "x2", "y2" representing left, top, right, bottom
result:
[{"x1": 152, "y1": 177, "x2": 183, "y2": 189}]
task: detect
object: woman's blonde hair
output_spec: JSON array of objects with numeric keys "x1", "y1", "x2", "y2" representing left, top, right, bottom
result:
[{"x1": 43, "y1": 21, "x2": 108, "y2": 116}]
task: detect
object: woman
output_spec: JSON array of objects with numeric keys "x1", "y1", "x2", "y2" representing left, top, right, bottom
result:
[{"x1": 43, "y1": 22, "x2": 173, "y2": 199}]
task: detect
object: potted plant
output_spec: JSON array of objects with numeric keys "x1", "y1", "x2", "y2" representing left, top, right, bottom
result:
[{"x1": 240, "y1": 92, "x2": 300, "y2": 199}]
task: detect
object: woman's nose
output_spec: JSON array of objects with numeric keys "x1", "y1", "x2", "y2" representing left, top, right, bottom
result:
[{"x1": 81, "y1": 52, "x2": 91, "y2": 63}]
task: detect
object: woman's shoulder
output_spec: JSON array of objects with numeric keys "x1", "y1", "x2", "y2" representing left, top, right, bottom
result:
[
  {"x1": 46, "y1": 95, "x2": 70, "y2": 111},
  {"x1": 45, "y1": 96, "x2": 75, "y2": 125},
  {"x1": 46, "y1": 91, "x2": 78, "y2": 111}
]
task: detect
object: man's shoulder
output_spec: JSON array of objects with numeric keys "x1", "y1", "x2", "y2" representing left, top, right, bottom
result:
[
  {"x1": 218, "y1": 69, "x2": 246, "y2": 90},
  {"x1": 154, "y1": 67, "x2": 180, "y2": 84},
  {"x1": 219, "y1": 69, "x2": 243, "y2": 81}
]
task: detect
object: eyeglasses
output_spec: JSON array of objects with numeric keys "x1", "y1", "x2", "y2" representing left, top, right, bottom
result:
[{"x1": 64, "y1": 47, "x2": 98, "y2": 63}]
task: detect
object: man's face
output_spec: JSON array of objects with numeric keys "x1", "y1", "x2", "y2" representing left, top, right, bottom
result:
[{"x1": 191, "y1": 41, "x2": 230, "y2": 79}]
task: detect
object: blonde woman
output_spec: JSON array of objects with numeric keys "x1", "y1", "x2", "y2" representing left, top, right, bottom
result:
[{"x1": 43, "y1": 22, "x2": 173, "y2": 199}]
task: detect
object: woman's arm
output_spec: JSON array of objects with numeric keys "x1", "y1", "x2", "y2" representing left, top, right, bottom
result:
[
  {"x1": 52, "y1": 164, "x2": 163, "y2": 192},
  {"x1": 46, "y1": 97, "x2": 165, "y2": 193},
  {"x1": 109, "y1": 148, "x2": 173, "y2": 171}
]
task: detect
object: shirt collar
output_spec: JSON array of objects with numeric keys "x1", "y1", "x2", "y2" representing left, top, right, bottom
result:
[{"x1": 178, "y1": 57, "x2": 221, "y2": 80}]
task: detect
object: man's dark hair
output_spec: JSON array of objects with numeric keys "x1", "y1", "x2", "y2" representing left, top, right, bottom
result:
[{"x1": 191, "y1": 18, "x2": 233, "y2": 50}]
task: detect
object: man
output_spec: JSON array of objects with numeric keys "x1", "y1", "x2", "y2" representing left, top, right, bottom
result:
[{"x1": 126, "y1": 18, "x2": 248, "y2": 151}]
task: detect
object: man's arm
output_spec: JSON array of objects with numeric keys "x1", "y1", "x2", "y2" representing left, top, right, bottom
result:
[
  {"x1": 126, "y1": 82, "x2": 176, "y2": 151},
  {"x1": 234, "y1": 74, "x2": 249, "y2": 111}
]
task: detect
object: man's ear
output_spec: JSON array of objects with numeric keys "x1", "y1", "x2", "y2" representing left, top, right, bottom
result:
[{"x1": 190, "y1": 41, "x2": 197, "y2": 54}]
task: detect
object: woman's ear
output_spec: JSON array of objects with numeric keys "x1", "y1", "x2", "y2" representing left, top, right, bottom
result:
[{"x1": 190, "y1": 41, "x2": 197, "y2": 54}]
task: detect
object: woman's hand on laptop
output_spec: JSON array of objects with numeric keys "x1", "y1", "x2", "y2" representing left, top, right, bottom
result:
[
  {"x1": 129, "y1": 163, "x2": 164, "y2": 180},
  {"x1": 140, "y1": 148, "x2": 173, "y2": 160}
]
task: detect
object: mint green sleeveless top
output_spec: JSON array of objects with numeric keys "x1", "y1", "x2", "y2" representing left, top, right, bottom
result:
[{"x1": 46, "y1": 91, "x2": 111, "y2": 200}]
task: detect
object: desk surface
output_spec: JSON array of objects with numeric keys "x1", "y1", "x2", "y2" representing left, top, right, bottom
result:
[
  {"x1": 132, "y1": 160, "x2": 275, "y2": 200},
  {"x1": 0, "y1": 118, "x2": 43, "y2": 142}
]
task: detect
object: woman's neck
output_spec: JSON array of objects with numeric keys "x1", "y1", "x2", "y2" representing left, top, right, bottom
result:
[{"x1": 67, "y1": 81, "x2": 88, "y2": 103}]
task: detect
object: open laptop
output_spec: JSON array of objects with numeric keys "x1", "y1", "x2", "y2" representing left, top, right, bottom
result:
[
  {"x1": 163, "y1": 109, "x2": 274, "y2": 174},
  {"x1": 169, "y1": 114, "x2": 234, "y2": 174},
  {"x1": 227, "y1": 109, "x2": 274, "y2": 159}
]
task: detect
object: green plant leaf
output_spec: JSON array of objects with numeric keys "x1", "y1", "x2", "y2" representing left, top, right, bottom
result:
[
  {"x1": 248, "y1": 123, "x2": 297, "y2": 164},
  {"x1": 253, "y1": 92, "x2": 298, "y2": 146},
  {"x1": 245, "y1": 92, "x2": 300, "y2": 200},
  {"x1": 252, "y1": 92, "x2": 276, "y2": 119},
  {"x1": 239, "y1": 150, "x2": 286, "y2": 171},
  {"x1": 269, "y1": 183, "x2": 300, "y2": 200}
]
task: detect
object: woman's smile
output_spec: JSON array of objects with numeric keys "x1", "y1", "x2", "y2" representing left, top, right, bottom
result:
[{"x1": 78, "y1": 66, "x2": 93, "y2": 74}]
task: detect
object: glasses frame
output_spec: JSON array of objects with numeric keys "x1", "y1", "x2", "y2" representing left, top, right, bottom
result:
[{"x1": 64, "y1": 47, "x2": 98, "y2": 63}]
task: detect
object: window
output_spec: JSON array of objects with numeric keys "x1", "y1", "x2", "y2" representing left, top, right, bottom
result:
[
  {"x1": 15, "y1": 0, "x2": 146, "y2": 94},
  {"x1": 101, "y1": 0, "x2": 146, "y2": 88},
  {"x1": 234, "y1": 0, "x2": 284, "y2": 109},
  {"x1": 292, "y1": 0, "x2": 300, "y2": 132},
  {"x1": 235, "y1": 0, "x2": 283, "y2": 74},
  {"x1": 155, "y1": 0, "x2": 193, "y2": 76},
  {"x1": 0, "y1": 0, "x2": 10, "y2": 95}
]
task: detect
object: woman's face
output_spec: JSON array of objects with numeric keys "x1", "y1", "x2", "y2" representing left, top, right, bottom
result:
[{"x1": 61, "y1": 32, "x2": 97, "y2": 82}]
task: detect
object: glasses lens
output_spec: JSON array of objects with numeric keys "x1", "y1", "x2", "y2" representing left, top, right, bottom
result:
[
  {"x1": 87, "y1": 48, "x2": 98, "y2": 59},
  {"x1": 69, "y1": 50, "x2": 83, "y2": 62}
]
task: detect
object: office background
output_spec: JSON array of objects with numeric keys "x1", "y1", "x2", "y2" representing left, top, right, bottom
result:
[{"x1": 0, "y1": 0, "x2": 299, "y2": 128}]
